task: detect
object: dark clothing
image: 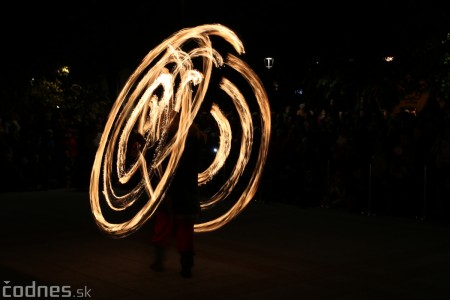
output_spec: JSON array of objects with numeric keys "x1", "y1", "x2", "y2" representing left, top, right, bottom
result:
[
  {"x1": 167, "y1": 123, "x2": 203, "y2": 216},
  {"x1": 150, "y1": 122, "x2": 205, "y2": 277}
]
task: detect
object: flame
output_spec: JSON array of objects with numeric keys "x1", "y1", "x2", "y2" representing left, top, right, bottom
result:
[{"x1": 89, "y1": 23, "x2": 271, "y2": 237}]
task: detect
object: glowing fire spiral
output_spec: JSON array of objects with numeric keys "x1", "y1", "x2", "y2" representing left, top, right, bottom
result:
[{"x1": 89, "y1": 24, "x2": 271, "y2": 238}]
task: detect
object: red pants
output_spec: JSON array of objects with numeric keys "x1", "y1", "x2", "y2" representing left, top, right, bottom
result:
[{"x1": 150, "y1": 209, "x2": 195, "y2": 253}]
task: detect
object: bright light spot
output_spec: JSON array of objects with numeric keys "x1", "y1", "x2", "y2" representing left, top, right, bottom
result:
[
  {"x1": 264, "y1": 57, "x2": 274, "y2": 69},
  {"x1": 57, "y1": 66, "x2": 70, "y2": 76}
]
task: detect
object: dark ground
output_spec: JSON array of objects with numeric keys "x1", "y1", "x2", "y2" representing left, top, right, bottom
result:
[{"x1": 1, "y1": 189, "x2": 450, "y2": 300}]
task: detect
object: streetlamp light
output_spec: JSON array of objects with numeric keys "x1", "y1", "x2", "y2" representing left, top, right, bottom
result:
[{"x1": 264, "y1": 57, "x2": 274, "y2": 69}]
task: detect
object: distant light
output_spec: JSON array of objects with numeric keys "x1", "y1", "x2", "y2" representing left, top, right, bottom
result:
[
  {"x1": 57, "y1": 66, "x2": 70, "y2": 76},
  {"x1": 384, "y1": 56, "x2": 394, "y2": 62},
  {"x1": 273, "y1": 81, "x2": 279, "y2": 91},
  {"x1": 294, "y1": 89, "x2": 303, "y2": 95},
  {"x1": 264, "y1": 57, "x2": 274, "y2": 69}
]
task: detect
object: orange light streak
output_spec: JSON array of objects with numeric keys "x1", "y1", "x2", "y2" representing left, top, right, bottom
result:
[
  {"x1": 198, "y1": 103, "x2": 232, "y2": 187},
  {"x1": 89, "y1": 24, "x2": 271, "y2": 237}
]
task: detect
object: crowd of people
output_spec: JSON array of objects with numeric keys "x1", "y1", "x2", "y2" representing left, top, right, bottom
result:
[
  {"x1": 262, "y1": 95, "x2": 450, "y2": 222},
  {"x1": 0, "y1": 105, "x2": 104, "y2": 193},
  {"x1": 1, "y1": 93, "x2": 450, "y2": 223}
]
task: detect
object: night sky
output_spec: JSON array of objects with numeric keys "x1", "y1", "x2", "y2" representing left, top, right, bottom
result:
[{"x1": 3, "y1": 0, "x2": 449, "y2": 82}]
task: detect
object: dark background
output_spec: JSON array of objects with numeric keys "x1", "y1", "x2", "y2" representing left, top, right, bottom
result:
[{"x1": 3, "y1": 0, "x2": 449, "y2": 82}]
